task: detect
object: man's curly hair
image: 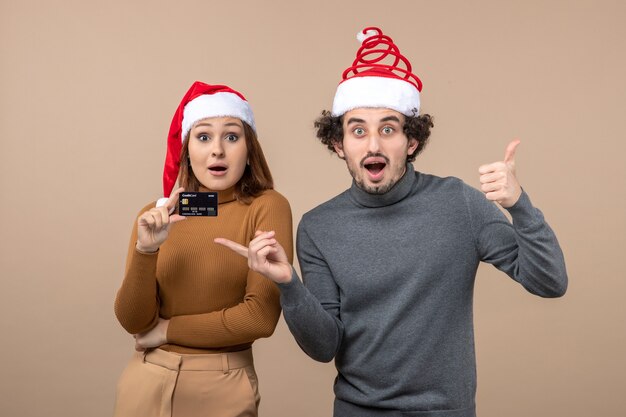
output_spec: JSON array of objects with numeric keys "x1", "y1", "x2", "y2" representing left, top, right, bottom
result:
[{"x1": 313, "y1": 110, "x2": 434, "y2": 162}]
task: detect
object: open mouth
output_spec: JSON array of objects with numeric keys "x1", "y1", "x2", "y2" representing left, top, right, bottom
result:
[
  {"x1": 364, "y1": 162, "x2": 386, "y2": 176},
  {"x1": 362, "y1": 156, "x2": 388, "y2": 180},
  {"x1": 208, "y1": 164, "x2": 228, "y2": 175}
]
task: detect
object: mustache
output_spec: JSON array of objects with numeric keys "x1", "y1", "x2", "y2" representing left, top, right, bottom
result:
[{"x1": 360, "y1": 152, "x2": 390, "y2": 168}]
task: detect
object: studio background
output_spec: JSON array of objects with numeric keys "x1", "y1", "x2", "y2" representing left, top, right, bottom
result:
[{"x1": 1, "y1": 1, "x2": 624, "y2": 416}]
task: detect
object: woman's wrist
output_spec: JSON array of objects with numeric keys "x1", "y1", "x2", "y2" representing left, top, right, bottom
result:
[{"x1": 136, "y1": 242, "x2": 159, "y2": 254}]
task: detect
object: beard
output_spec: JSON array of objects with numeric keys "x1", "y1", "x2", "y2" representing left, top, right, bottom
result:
[
  {"x1": 345, "y1": 152, "x2": 406, "y2": 195},
  {"x1": 353, "y1": 174, "x2": 399, "y2": 194}
]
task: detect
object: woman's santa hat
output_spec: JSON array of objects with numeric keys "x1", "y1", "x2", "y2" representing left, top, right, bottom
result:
[
  {"x1": 157, "y1": 81, "x2": 255, "y2": 208},
  {"x1": 332, "y1": 27, "x2": 423, "y2": 117}
]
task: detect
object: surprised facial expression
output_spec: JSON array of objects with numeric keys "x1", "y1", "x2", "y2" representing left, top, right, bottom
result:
[
  {"x1": 334, "y1": 108, "x2": 418, "y2": 194},
  {"x1": 187, "y1": 117, "x2": 248, "y2": 191}
]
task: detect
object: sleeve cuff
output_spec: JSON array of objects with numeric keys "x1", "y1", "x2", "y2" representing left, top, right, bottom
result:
[
  {"x1": 277, "y1": 268, "x2": 307, "y2": 308},
  {"x1": 127, "y1": 247, "x2": 159, "y2": 275},
  {"x1": 505, "y1": 190, "x2": 544, "y2": 229}
]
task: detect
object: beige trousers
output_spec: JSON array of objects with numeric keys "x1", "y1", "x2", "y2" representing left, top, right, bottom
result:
[{"x1": 113, "y1": 348, "x2": 259, "y2": 417}]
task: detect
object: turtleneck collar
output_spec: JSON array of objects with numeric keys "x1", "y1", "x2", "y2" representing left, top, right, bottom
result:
[
  {"x1": 348, "y1": 163, "x2": 417, "y2": 208},
  {"x1": 199, "y1": 185, "x2": 237, "y2": 205}
]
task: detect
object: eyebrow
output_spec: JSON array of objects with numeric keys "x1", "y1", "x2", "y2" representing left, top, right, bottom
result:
[
  {"x1": 194, "y1": 122, "x2": 213, "y2": 127},
  {"x1": 346, "y1": 117, "x2": 366, "y2": 125},
  {"x1": 380, "y1": 116, "x2": 401, "y2": 123},
  {"x1": 194, "y1": 121, "x2": 243, "y2": 129},
  {"x1": 346, "y1": 116, "x2": 402, "y2": 125}
]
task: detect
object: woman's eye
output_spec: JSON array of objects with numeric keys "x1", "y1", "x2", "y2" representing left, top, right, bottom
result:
[
  {"x1": 198, "y1": 134, "x2": 209, "y2": 141},
  {"x1": 225, "y1": 134, "x2": 239, "y2": 142},
  {"x1": 353, "y1": 128, "x2": 365, "y2": 136},
  {"x1": 382, "y1": 127, "x2": 394, "y2": 134}
]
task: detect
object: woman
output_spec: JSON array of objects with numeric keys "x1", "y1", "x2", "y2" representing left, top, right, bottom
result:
[{"x1": 113, "y1": 81, "x2": 293, "y2": 417}]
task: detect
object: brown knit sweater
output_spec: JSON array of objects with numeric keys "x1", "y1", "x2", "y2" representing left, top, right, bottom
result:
[{"x1": 114, "y1": 187, "x2": 293, "y2": 354}]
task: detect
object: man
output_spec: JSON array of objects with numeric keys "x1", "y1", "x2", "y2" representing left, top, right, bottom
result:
[{"x1": 217, "y1": 27, "x2": 567, "y2": 417}]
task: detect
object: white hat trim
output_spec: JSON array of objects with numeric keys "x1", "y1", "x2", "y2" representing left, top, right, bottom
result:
[
  {"x1": 331, "y1": 76, "x2": 420, "y2": 117},
  {"x1": 182, "y1": 92, "x2": 256, "y2": 140}
]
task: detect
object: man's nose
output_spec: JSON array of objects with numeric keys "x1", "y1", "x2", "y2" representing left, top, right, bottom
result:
[{"x1": 366, "y1": 134, "x2": 381, "y2": 153}]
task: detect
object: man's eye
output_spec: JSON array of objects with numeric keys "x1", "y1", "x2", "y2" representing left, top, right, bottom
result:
[
  {"x1": 354, "y1": 128, "x2": 365, "y2": 136},
  {"x1": 382, "y1": 127, "x2": 394, "y2": 134}
]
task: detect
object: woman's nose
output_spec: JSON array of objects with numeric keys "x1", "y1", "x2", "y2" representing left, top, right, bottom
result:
[{"x1": 211, "y1": 140, "x2": 225, "y2": 157}]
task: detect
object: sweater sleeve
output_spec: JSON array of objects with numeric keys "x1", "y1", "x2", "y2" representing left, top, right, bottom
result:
[
  {"x1": 464, "y1": 186, "x2": 568, "y2": 297},
  {"x1": 277, "y1": 219, "x2": 344, "y2": 362},
  {"x1": 166, "y1": 192, "x2": 293, "y2": 348},
  {"x1": 114, "y1": 203, "x2": 161, "y2": 334}
]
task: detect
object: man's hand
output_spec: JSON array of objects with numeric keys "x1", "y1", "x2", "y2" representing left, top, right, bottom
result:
[
  {"x1": 214, "y1": 231, "x2": 292, "y2": 284},
  {"x1": 134, "y1": 318, "x2": 169, "y2": 351},
  {"x1": 478, "y1": 140, "x2": 522, "y2": 208}
]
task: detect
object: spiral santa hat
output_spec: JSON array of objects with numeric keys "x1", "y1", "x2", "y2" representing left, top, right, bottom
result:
[{"x1": 332, "y1": 27, "x2": 423, "y2": 117}]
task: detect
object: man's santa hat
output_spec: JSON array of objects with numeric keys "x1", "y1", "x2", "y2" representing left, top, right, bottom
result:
[
  {"x1": 332, "y1": 27, "x2": 423, "y2": 117},
  {"x1": 156, "y1": 81, "x2": 255, "y2": 208}
]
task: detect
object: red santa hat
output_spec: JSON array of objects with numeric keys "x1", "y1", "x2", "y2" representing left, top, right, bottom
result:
[
  {"x1": 158, "y1": 81, "x2": 255, "y2": 207},
  {"x1": 331, "y1": 27, "x2": 423, "y2": 117}
]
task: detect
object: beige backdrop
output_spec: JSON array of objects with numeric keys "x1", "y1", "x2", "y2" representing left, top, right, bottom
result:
[{"x1": 1, "y1": 0, "x2": 625, "y2": 416}]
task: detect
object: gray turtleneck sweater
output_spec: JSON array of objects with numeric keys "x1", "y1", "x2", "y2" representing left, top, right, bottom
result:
[{"x1": 278, "y1": 167, "x2": 567, "y2": 417}]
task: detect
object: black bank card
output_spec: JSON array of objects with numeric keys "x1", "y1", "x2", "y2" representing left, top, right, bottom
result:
[{"x1": 179, "y1": 192, "x2": 218, "y2": 216}]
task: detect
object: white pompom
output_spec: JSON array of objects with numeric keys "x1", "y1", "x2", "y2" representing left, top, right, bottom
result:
[
  {"x1": 156, "y1": 197, "x2": 175, "y2": 214},
  {"x1": 356, "y1": 29, "x2": 378, "y2": 43}
]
